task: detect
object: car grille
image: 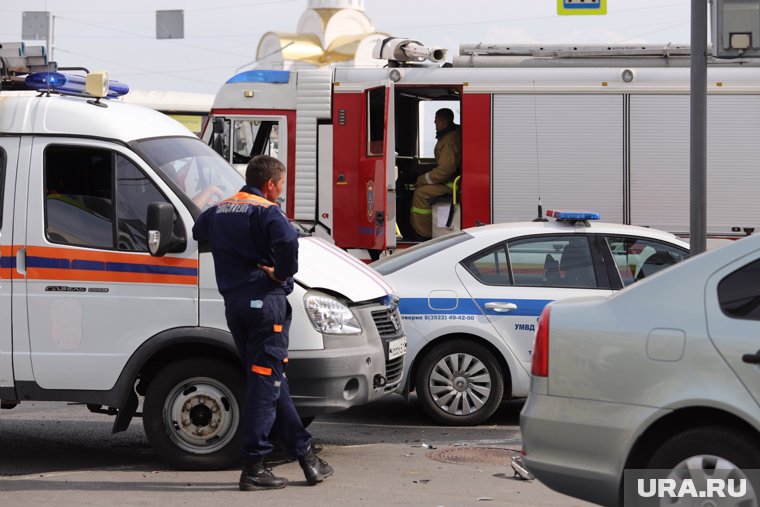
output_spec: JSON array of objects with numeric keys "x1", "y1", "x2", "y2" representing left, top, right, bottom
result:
[
  {"x1": 384, "y1": 355, "x2": 403, "y2": 392},
  {"x1": 371, "y1": 308, "x2": 404, "y2": 339},
  {"x1": 371, "y1": 307, "x2": 405, "y2": 392}
]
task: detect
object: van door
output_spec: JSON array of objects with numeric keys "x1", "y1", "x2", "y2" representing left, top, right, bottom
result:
[
  {"x1": 0, "y1": 137, "x2": 19, "y2": 396},
  {"x1": 333, "y1": 82, "x2": 396, "y2": 252},
  {"x1": 22, "y1": 138, "x2": 198, "y2": 390}
]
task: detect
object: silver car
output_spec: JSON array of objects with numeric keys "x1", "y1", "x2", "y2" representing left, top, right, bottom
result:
[{"x1": 521, "y1": 233, "x2": 760, "y2": 506}]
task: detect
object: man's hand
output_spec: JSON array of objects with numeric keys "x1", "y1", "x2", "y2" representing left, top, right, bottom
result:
[{"x1": 258, "y1": 264, "x2": 285, "y2": 284}]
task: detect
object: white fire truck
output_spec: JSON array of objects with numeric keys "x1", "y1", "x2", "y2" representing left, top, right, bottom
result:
[{"x1": 203, "y1": 39, "x2": 760, "y2": 257}]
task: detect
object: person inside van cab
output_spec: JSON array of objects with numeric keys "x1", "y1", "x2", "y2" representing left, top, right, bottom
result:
[{"x1": 410, "y1": 107, "x2": 462, "y2": 240}]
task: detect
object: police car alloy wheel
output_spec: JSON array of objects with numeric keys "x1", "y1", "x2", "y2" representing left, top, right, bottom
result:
[
  {"x1": 143, "y1": 357, "x2": 244, "y2": 470},
  {"x1": 415, "y1": 340, "x2": 504, "y2": 426}
]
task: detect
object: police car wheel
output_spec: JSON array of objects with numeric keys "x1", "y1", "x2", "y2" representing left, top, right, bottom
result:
[
  {"x1": 645, "y1": 426, "x2": 760, "y2": 500},
  {"x1": 143, "y1": 357, "x2": 244, "y2": 470},
  {"x1": 415, "y1": 340, "x2": 504, "y2": 426}
]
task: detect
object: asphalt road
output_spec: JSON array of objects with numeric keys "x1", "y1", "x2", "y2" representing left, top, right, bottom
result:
[{"x1": 0, "y1": 394, "x2": 594, "y2": 506}]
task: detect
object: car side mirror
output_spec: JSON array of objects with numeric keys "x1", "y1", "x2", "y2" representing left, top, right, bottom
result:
[{"x1": 147, "y1": 202, "x2": 185, "y2": 256}]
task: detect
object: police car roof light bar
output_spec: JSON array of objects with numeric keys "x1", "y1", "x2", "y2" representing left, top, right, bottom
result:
[
  {"x1": 546, "y1": 210, "x2": 601, "y2": 221},
  {"x1": 24, "y1": 72, "x2": 129, "y2": 98}
]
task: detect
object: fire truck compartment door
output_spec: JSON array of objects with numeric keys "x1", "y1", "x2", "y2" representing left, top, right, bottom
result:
[{"x1": 334, "y1": 81, "x2": 395, "y2": 252}]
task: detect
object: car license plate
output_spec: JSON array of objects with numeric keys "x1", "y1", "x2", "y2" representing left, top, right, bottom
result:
[{"x1": 388, "y1": 337, "x2": 407, "y2": 360}]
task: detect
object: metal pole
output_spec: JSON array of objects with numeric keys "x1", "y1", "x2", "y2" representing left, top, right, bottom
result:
[
  {"x1": 50, "y1": 15, "x2": 55, "y2": 63},
  {"x1": 690, "y1": 0, "x2": 708, "y2": 254}
]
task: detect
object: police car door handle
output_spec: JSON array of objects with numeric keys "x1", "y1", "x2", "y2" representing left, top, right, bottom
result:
[
  {"x1": 485, "y1": 302, "x2": 517, "y2": 313},
  {"x1": 742, "y1": 351, "x2": 760, "y2": 364}
]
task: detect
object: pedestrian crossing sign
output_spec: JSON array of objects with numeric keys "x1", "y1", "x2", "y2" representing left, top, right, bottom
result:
[{"x1": 557, "y1": 0, "x2": 606, "y2": 15}]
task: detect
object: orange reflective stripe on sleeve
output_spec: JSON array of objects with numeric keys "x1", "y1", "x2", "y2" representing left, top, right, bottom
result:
[
  {"x1": 252, "y1": 365, "x2": 273, "y2": 376},
  {"x1": 273, "y1": 324, "x2": 283, "y2": 333}
]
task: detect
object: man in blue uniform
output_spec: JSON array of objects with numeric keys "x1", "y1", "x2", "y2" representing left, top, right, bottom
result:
[{"x1": 193, "y1": 155, "x2": 333, "y2": 491}]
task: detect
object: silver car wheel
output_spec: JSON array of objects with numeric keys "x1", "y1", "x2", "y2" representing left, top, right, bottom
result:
[
  {"x1": 429, "y1": 352, "x2": 492, "y2": 416},
  {"x1": 163, "y1": 376, "x2": 239, "y2": 454},
  {"x1": 665, "y1": 454, "x2": 756, "y2": 507}
]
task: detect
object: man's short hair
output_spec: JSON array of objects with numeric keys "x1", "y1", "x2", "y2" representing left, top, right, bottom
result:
[
  {"x1": 435, "y1": 108, "x2": 455, "y2": 124},
  {"x1": 246, "y1": 155, "x2": 286, "y2": 189}
]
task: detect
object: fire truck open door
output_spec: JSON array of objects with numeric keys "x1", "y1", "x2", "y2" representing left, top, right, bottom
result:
[{"x1": 332, "y1": 81, "x2": 396, "y2": 253}]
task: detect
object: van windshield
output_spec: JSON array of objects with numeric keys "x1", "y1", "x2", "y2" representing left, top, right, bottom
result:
[{"x1": 137, "y1": 137, "x2": 244, "y2": 215}]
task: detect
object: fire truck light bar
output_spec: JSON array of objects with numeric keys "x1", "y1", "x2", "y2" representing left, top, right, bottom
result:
[
  {"x1": 226, "y1": 70, "x2": 290, "y2": 84},
  {"x1": 546, "y1": 210, "x2": 600, "y2": 221},
  {"x1": 25, "y1": 72, "x2": 129, "y2": 98}
]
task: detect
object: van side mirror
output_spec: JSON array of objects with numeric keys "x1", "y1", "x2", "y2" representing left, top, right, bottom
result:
[{"x1": 147, "y1": 202, "x2": 184, "y2": 256}]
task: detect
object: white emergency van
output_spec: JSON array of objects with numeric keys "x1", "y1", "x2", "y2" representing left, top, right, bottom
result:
[{"x1": 0, "y1": 43, "x2": 406, "y2": 470}]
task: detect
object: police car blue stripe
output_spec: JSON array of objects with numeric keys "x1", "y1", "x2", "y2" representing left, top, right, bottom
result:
[
  {"x1": 398, "y1": 297, "x2": 552, "y2": 317},
  {"x1": 0, "y1": 255, "x2": 16, "y2": 268}
]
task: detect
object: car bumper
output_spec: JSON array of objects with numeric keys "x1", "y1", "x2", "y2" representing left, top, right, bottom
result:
[
  {"x1": 520, "y1": 392, "x2": 668, "y2": 507},
  {"x1": 287, "y1": 343, "x2": 404, "y2": 417}
]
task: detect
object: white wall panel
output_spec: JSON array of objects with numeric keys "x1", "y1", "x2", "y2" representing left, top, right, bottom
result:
[{"x1": 492, "y1": 94, "x2": 623, "y2": 224}]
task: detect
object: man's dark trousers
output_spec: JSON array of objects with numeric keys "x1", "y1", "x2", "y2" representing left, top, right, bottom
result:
[{"x1": 225, "y1": 289, "x2": 311, "y2": 461}]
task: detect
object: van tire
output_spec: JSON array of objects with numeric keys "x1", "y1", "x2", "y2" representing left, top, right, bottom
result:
[
  {"x1": 143, "y1": 357, "x2": 244, "y2": 470},
  {"x1": 416, "y1": 340, "x2": 504, "y2": 426}
]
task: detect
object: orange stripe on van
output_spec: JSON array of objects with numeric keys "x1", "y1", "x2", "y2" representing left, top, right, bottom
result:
[
  {"x1": 23, "y1": 245, "x2": 199, "y2": 285},
  {"x1": 252, "y1": 365, "x2": 273, "y2": 376},
  {"x1": 273, "y1": 324, "x2": 283, "y2": 333}
]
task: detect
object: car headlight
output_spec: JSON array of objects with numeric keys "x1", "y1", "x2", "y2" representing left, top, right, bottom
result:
[{"x1": 303, "y1": 291, "x2": 362, "y2": 335}]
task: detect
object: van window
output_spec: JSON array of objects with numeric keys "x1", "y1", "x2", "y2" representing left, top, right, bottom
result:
[
  {"x1": 367, "y1": 87, "x2": 385, "y2": 156},
  {"x1": 45, "y1": 145, "x2": 176, "y2": 251},
  {"x1": 138, "y1": 137, "x2": 243, "y2": 215},
  {"x1": 116, "y1": 155, "x2": 170, "y2": 252},
  {"x1": 45, "y1": 146, "x2": 114, "y2": 249}
]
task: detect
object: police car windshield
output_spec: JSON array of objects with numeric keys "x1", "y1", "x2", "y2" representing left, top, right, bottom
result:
[
  {"x1": 137, "y1": 137, "x2": 244, "y2": 214},
  {"x1": 371, "y1": 231, "x2": 473, "y2": 275}
]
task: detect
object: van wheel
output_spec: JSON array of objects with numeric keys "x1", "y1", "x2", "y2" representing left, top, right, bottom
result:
[
  {"x1": 646, "y1": 426, "x2": 760, "y2": 501},
  {"x1": 143, "y1": 357, "x2": 244, "y2": 470},
  {"x1": 415, "y1": 340, "x2": 504, "y2": 426}
]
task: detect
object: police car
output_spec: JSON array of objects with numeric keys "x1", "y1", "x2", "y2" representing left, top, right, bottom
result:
[{"x1": 371, "y1": 211, "x2": 690, "y2": 425}]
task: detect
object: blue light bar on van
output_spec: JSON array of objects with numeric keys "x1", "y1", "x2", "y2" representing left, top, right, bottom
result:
[
  {"x1": 24, "y1": 72, "x2": 129, "y2": 98},
  {"x1": 225, "y1": 70, "x2": 290, "y2": 84},
  {"x1": 546, "y1": 210, "x2": 601, "y2": 221}
]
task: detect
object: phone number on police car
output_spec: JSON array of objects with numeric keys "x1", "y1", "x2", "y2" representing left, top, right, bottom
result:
[{"x1": 401, "y1": 315, "x2": 476, "y2": 321}]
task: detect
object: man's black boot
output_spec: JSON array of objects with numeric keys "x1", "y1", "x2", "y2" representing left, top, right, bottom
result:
[
  {"x1": 298, "y1": 445, "x2": 334, "y2": 486},
  {"x1": 239, "y1": 458, "x2": 288, "y2": 491}
]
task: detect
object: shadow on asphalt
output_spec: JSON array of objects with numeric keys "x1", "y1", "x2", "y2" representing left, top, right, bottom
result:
[{"x1": 0, "y1": 395, "x2": 524, "y2": 477}]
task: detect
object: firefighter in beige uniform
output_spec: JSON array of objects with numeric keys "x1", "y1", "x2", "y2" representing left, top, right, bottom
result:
[{"x1": 411, "y1": 108, "x2": 462, "y2": 240}]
